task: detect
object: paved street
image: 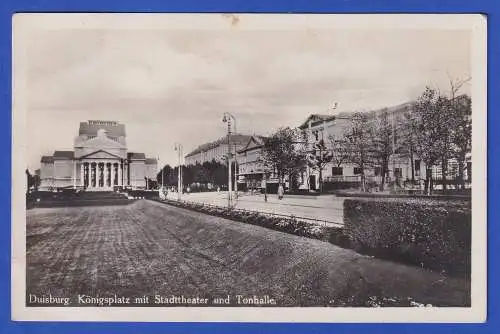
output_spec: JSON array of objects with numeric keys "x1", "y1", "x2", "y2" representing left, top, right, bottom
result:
[
  {"x1": 26, "y1": 200, "x2": 469, "y2": 307},
  {"x1": 166, "y1": 191, "x2": 344, "y2": 226}
]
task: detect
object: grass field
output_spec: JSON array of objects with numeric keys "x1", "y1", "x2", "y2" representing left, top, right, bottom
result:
[{"x1": 26, "y1": 200, "x2": 470, "y2": 307}]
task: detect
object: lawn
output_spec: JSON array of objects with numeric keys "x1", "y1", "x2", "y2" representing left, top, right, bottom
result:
[{"x1": 26, "y1": 200, "x2": 470, "y2": 307}]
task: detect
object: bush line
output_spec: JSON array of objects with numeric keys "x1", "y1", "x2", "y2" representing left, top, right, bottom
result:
[{"x1": 343, "y1": 198, "x2": 471, "y2": 276}]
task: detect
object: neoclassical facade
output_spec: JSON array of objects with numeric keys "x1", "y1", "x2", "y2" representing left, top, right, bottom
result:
[{"x1": 39, "y1": 120, "x2": 157, "y2": 191}]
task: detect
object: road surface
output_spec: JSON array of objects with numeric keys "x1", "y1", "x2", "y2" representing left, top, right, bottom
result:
[
  {"x1": 26, "y1": 200, "x2": 469, "y2": 307},
  {"x1": 166, "y1": 191, "x2": 344, "y2": 226}
]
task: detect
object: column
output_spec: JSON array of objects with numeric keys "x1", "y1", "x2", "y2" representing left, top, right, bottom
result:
[
  {"x1": 111, "y1": 163, "x2": 115, "y2": 186},
  {"x1": 90, "y1": 162, "x2": 93, "y2": 188},
  {"x1": 101, "y1": 162, "x2": 105, "y2": 188},
  {"x1": 96, "y1": 161, "x2": 103, "y2": 188},
  {"x1": 91, "y1": 162, "x2": 95, "y2": 188},
  {"x1": 94, "y1": 161, "x2": 97, "y2": 188},
  {"x1": 80, "y1": 162, "x2": 84, "y2": 186},
  {"x1": 118, "y1": 162, "x2": 122, "y2": 186}
]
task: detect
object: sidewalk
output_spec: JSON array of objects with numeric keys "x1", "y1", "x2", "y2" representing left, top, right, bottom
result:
[{"x1": 165, "y1": 191, "x2": 344, "y2": 226}]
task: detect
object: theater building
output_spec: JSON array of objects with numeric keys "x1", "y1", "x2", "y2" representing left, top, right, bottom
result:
[{"x1": 39, "y1": 120, "x2": 157, "y2": 191}]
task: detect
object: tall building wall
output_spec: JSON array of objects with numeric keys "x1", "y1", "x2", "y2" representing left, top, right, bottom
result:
[{"x1": 129, "y1": 161, "x2": 146, "y2": 188}]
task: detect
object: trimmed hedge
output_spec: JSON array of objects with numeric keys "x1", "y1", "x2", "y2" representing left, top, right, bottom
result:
[
  {"x1": 344, "y1": 198, "x2": 471, "y2": 275},
  {"x1": 126, "y1": 190, "x2": 159, "y2": 199}
]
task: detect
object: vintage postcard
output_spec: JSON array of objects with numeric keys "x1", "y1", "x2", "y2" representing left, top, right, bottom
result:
[{"x1": 12, "y1": 13, "x2": 487, "y2": 322}]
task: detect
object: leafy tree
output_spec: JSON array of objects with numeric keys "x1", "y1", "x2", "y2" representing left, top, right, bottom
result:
[
  {"x1": 371, "y1": 109, "x2": 394, "y2": 191},
  {"x1": 411, "y1": 87, "x2": 442, "y2": 195},
  {"x1": 145, "y1": 177, "x2": 158, "y2": 190},
  {"x1": 157, "y1": 164, "x2": 173, "y2": 187},
  {"x1": 261, "y1": 127, "x2": 306, "y2": 191},
  {"x1": 342, "y1": 113, "x2": 375, "y2": 192},
  {"x1": 399, "y1": 108, "x2": 418, "y2": 183}
]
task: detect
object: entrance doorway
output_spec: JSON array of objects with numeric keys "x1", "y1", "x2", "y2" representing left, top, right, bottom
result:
[{"x1": 309, "y1": 175, "x2": 316, "y2": 190}]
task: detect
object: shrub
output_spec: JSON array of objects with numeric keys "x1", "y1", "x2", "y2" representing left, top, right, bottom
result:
[{"x1": 344, "y1": 198, "x2": 471, "y2": 275}]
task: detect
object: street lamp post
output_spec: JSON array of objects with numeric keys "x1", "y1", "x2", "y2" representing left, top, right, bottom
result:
[
  {"x1": 222, "y1": 112, "x2": 237, "y2": 207},
  {"x1": 174, "y1": 143, "x2": 183, "y2": 201}
]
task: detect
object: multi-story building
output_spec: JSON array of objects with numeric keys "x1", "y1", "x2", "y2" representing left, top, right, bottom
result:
[
  {"x1": 298, "y1": 100, "x2": 472, "y2": 191},
  {"x1": 39, "y1": 120, "x2": 157, "y2": 191},
  {"x1": 236, "y1": 135, "x2": 275, "y2": 191},
  {"x1": 184, "y1": 134, "x2": 253, "y2": 166}
]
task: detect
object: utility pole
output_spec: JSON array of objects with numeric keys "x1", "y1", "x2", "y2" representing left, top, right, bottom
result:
[
  {"x1": 264, "y1": 172, "x2": 268, "y2": 202},
  {"x1": 73, "y1": 160, "x2": 76, "y2": 189},
  {"x1": 175, "y1": 143, "x2": 183, "y2": 200}
]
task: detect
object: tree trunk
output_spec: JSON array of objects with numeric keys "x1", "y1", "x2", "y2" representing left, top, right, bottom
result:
[
  {"x1": 425, "y1": 167, "x2": 432, "y2": 195},
  {"x1": 319, "y1": 168, "x2": 323, "y2": 194},
  {"x1": 410, "y1": 147, "x2": 415, "y2": 182},
  {"x1": 380, "y1": 160, "x2": 389, "y2": 191},
  {"x1": 441, "y1": 159, "x2": 448, "y2": 193},
  {"x1": 380, "y1": 171, "x2": 386, "y2": 192}
]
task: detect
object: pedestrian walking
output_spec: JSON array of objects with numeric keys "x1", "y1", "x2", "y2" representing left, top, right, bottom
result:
[{"x1": 278, "y1": 183, "x2": 284, "y2": 200}]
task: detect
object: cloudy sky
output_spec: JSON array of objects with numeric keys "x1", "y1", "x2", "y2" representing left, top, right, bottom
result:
[{"x1": 23, "y1": 25, "x2": 471, "y2": 170}]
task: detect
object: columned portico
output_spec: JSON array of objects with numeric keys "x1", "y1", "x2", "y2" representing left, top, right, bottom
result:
[
  {"x1": 39, "y1": 121, "x2": 158, "y2": 191},
  {"x1": 80, "y1": 160, "x2": 124, "y2": 190}
]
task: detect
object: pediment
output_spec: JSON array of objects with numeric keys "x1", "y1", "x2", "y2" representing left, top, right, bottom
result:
[
  {"x1": 241, "y1": 136, "x2": 264, "y2": 152},
  {"x1": 77, "y1": 135, "x2": 125, "y2": 150},
  {"x1": 80, "y1": 150, "x2": 123, "y2": 160},
  {"x1": 246, "y1": 139, "x2": 262, "y2": 150}
]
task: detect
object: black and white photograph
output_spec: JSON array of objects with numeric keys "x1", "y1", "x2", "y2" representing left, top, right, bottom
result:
[{"x1": 12, "y1": 14, "x2": 486, "y2": 322}]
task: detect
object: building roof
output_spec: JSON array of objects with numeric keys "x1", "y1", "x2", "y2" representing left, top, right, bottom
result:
[
  {"x1": 298, "y1": 114, "x2": 337, "y2": 129},
  {"x1": 128, "y1": 152, "x2": 146, "y2": 160},
  {"x1": 79, "y1": 120, "x2": 126, "y2": 138},
  {"x1": 41, "y1": 156, "x2": 54, "y2": 163},
  {"x1": 145, "y1": 158, "x2": 157, "y2": 165},
  {"x1": 185, "y1": 133, "x2": 253, "y2": 158},
  {"x1": 298, "y1": 100, "x2": 418, "y2": 130},
  {"x1": 238, "y1": 135, "x2": 268, "y2": 153},
  {"x1": 53, "y1": 151, "x2": 74, "y2": 159}
]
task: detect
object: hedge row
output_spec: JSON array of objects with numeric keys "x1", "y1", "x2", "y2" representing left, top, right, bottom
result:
[
  {"x1": 158, "y1": 199, "x2": 345, "y2": 243},
  {"x1": 344, "y1": 198, "x2": 471, "y2": 275},
  {"x1": 126, "y1": 190, "x2": 159, "y2": 199}
]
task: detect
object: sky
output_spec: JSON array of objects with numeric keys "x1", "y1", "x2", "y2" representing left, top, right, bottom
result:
[{"x1": 23, "y1": 26, "x2": 471, "y2": 170}]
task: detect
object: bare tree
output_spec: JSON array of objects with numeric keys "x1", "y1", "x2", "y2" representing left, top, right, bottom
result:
[
  {"x1": 307, "y1": 138, "x2": 333, "y2": 193},
  {"x1": 448, "y1": 76, "x2": 472, "y2": 190},
  {"x1": 328, "y1": 134, "x2": 350, "y2": 169}
]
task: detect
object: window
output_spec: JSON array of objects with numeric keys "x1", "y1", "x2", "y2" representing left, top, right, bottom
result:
[
  {"x1": 394, "y1": 168, "x2": 402, "y2": 178},
  {"x1": 374, "y1": 167, "x2": 381, "y2": 176},
  {"x1": 332, "y1": 167, "x2": 343, "y2": 176},
  {"x1": 353, "y1": 167, "x2": 362, "y2": 175},
  {"x1": 415, "y1": 159, "x2": 421, "y2": 177},
  {"x1": 313, "y1": 130, "x2": 319, "y2": 141}
]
